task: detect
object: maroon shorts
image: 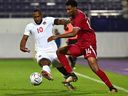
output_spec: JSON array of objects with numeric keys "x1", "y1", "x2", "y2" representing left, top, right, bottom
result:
[{"x1": 67, "y1": 44, "x2": 97, "y2": 59}]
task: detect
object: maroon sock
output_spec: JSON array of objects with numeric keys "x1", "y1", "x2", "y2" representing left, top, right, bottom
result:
[
  {"x1": 96, "y1": 69, "x2": 112, "y2": 87},
  {"x1": 58, "y1": 54, "x2": 72, "y2": 73}
]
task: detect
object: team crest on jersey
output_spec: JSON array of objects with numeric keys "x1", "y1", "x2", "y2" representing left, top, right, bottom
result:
[{"x1": 43, "y1": 21, "x2": 46, "y2": 25}]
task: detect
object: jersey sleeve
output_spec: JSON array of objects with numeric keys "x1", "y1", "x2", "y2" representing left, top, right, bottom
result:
[
  {"x1": 46, "y1": 17, "x2": 55, "y2": 25},
  {"x1": 24, "y1": 24, "x2": 31, "y2": 36}
]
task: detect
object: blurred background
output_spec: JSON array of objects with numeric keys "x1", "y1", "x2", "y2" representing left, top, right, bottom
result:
[{"x1": 0, "y1": 0, "x2": 128, "y2": 58}]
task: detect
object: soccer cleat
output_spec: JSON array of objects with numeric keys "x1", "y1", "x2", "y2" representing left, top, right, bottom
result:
[
  {"x1": 109, "y1": 86, "x2": 118, "y2": 93},
  {"x1": 41, "y1": 70, "x2": 53, "y2": 80},
  {"x1": 64, "y1": 73, "x2": 78, "y2": 83},
  {"x1": 63, "y1": 82, "x2": 75, "y2": 91}
]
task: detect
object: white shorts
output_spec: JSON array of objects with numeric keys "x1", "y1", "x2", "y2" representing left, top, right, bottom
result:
[{"x1": 35, "y1": 51, "x2": 58, "y2": 63}]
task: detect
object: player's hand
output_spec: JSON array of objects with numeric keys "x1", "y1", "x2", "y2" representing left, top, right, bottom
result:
[
  {"x1": 64, "y1": 24, "x2": 69, "y2": 31},
  {"x1": 20, "y1": 47, "x2": 30, "y2": 53},
  {"x1": 48, "y1": 36, "x2": 58, "y2": 42}
]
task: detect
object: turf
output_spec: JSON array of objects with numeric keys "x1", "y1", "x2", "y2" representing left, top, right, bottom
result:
[{"x1": 0, "y1": 59, "x2": 127, "y2": 96}]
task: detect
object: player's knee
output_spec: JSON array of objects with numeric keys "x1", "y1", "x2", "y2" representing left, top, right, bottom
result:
[
  {"x1": 90, "y1": 63, "x2": 99, "y2": 73},
  {"x1": 91, "y1": 66, "x2": 99, "y2": 73},
  {"x1": 39, "y1": 58, "x2": 51, "y2": 67},
  {"x1": 88, "y1": 58, "x2": 99, "y2": 72}
]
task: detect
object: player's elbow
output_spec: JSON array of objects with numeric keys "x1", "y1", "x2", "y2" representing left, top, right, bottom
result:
[{"x1": 20, "y1": 44, "x2": 24, "y2": 51}]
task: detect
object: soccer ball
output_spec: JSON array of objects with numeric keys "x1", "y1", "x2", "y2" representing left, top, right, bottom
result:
[{"x1": 30, "y1": 72, "x2": 42, "y2": 86}]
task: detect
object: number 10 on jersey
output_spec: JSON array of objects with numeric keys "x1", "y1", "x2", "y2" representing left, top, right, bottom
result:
[{"x1": 37, "y1": 27, "x2": 43, "y2": 33}]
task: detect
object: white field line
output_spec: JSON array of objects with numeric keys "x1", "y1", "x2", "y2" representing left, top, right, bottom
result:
[{"x1": 75, "y1": 72, "x2": 128, "y2": 93}]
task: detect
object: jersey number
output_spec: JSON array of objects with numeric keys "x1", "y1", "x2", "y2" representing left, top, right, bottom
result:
[
  {"x1": 37, "y1": 27, "x2": 43, "y2": 33},
  {"x1": 85, "y1": 48, "x2": 92, "y2": 55}
]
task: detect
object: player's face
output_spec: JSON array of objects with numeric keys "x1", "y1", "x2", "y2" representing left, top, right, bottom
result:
[
  {"x1": 66, "y1": 5, "x2": 76, "y2": 17},
  {"x1": 33, "y1": 11, "x2": 42, "y2": 25}
]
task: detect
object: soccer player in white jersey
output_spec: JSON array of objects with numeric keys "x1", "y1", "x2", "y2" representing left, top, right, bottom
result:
[{"x1": 20, "y1": 9, "x2": 77, "y2": 90}]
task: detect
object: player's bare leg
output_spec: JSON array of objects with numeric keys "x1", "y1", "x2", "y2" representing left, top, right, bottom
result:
[{"x1": 39, "y1": 58, "x2": 53, "y2": 80}]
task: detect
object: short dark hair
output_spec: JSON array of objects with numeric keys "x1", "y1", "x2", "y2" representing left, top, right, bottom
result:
[
  {"x1": 33, "y1": 8, "x2": 42, "y2": 15},
  {"x1": 66, "y1": 0, "x2": 77, "y2": 7}
]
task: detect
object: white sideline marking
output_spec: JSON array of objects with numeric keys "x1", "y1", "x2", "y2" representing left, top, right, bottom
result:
[{"x1": 75, "y1": 72, "x2": 128, "y2": 93}]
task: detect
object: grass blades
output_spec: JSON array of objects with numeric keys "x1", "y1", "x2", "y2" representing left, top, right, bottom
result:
[{"x1": 0, "y1": 59, "x2": 128, "y2": 96}]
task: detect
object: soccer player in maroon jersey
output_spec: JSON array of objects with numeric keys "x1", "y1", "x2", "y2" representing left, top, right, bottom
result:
[{"x1": 48, "y1": 0, "x2": 117, "y2": 92}]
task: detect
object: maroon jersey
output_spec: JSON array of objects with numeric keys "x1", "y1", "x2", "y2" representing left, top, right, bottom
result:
[{"x1": 71, "y1": 9, "x2": 96, "y2": 50}]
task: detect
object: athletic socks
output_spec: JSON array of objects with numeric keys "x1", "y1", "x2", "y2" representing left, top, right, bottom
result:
[
  {"x1": 42, "y1": 65, "x2": 51, "y2": 74},
  {"x1": 57, "y1": 54, "x2": 72, "y2": 73},
  {"x1": 57, "y1": 67, "x2": 70, "y2": 76},
  {"x1": 96, "y1": 69, "x2": 112, "y2": 87}
]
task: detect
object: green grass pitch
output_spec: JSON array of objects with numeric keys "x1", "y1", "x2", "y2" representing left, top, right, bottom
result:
[{"x1": 0, "y1": 59, "x2": 128, "y2": 96}]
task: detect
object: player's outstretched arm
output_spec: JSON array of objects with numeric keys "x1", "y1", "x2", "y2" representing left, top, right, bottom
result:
[
  {"x1": 20, "y1": 35, "x2": 30, "y2": 53},
  {"x1": 54, "y1": 19, "x2": 70, "y2": 25},
  {"x1": 48, "y1": 35, "x2": 58, "y2": 42},
  {"x1": 48, "y1": 27, "x2": 80, "y2": 42}
]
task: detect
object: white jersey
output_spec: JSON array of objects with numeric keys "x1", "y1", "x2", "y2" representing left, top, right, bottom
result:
[{"x1": 24, "y1": 17, "x2": 57, "y2": 52}]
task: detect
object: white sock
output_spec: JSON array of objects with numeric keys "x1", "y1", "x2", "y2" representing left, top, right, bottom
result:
[{"x1": 42, "y1": 65, "x2": 51, "y2": 74}]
